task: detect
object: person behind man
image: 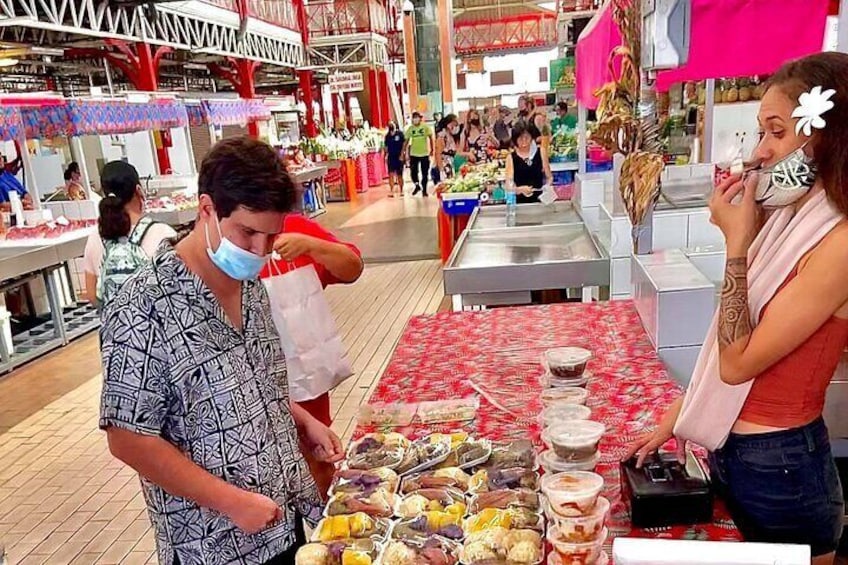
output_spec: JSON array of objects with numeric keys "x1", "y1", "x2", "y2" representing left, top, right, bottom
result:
[
  {"x1": 384, "y1": 122, "x2": 406, "y2": 197},
  {"x1": 63, "y1": 162, "x2": 87, "y2": 200},
  {"x1": 100, "y1": 136, "x2": 342, "y2": 564},
  {"x1": 0, "y1": 153, "x2": 32, "y2": 211},
  {"x1": 493, "y1": 107, "x2": 513, "y2": 150},
  {"x1": 404, "y1": 112, "x2": 434, "y2": 197},
  {"x1": 551, "y1": 101, "x2": 577, "y2": 133}
]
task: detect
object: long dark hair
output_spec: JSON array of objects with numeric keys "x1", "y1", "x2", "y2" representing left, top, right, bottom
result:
[
  {"x1": 64, "y1": 161, "x2": 80, "y2": 182},
  {"x1": 98, "y1": 161, "x2": 141, "y2": 241},
  {"x1": 766, "y1": 52, "x2": 848, "y2": 215}
]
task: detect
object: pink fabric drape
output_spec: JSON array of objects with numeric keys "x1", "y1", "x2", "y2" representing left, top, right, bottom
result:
[
  {"x1": 575, "y1": 0, "x2": 829, "y2": 107},
  {"x1": 656, "y1": 0, "x2": 830, "y2": 91},
  {"x1": 575, "y1": 4, "x2": 622, "y2": 110}
]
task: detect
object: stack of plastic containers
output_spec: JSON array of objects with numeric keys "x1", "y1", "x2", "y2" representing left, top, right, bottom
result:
[{"x1": 538, "y1": 346, "x2": 610, "y2": 563}]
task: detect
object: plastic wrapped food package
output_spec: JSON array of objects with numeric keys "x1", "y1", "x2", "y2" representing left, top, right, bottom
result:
[
  {"x1": 468, "y1": 489, "x2": 540, "y2": 513},
  {"x1": 541, "y1": 372, "x2": 589, "y2": 389},
  {"x1": 541, "y1": 421, "x2": 605, "y2": 462},
  {"x1": 459, "y1": 527, "x2": 544, "y2": 564},
  {"x1": 396, "y1": 437, "x2": 452, "y2": 475},
  {"x1": 380, "y1": 537, "x2": 461, "y2": 565},
  {"x1": 440, "y1": 439, "x2": 492, "y2": 469},
  {"x1": 295, "y1": 539, "x2": 380, "y2": 565},
  {"x1": 463, "y1": 508, "x2": 544, "y2": 535},
  {"x1": 330, "y1": 468, "x2": 400, "y2": 496},
  {"x1": 543, "y1": 348, "x2": 592, "y2": 380},
  {"x1": 401, "y1": 467, "x2": 472, "y2": 494},
  {"x1": 312, "y1": 513, "x2": 391, "y2": 543},
  {"x1": 418, "y1": 398, "x2": 480, "y2": 424},
  {"x1": 540, "y1": 472, "x2": 604, "y2": 517},
  {"x1": 392, "y1": 513, "x2": 465, "y2": 541},
  {"x1": 544, "y1": 497, "x2": 610, "y2": 543},
  {"x1": 540, "y1": 387, "x2": 589, "y2": 408},
  {"x1": 357, "y1": 403, "x2": 418, "y2": 427},
  {"x1": 547, "y1": 526, "x2": 608, "y2": 565},
  {"x1": 347, "y1": 434, "x2": 411, "y2": 470},
  {"x1": 396, "y1": 487, "x2": 467, "y2": 518},
  {"x1": 483, "y1": 441, "x2": 537, "y2": 470},
  {"x1": 469, "y1": 468, "x2": 540, "y2": 494},
  {"x1": 326, "y1": 489, "x2": 397, "y2": 518},
  {"x1": 538, "y1": 405, "x2": 591, "y2": 428},
  {"x1": 539, "y1": 450, "x2": 599, "y2": 474},
  {"x1": 429, "y1": 432, "x2": 470, "y2": 448}
]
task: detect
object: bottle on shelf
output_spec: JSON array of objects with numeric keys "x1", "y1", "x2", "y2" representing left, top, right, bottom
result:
[
  {"x1": 8, "y1": 191, "x2": 23, "y2": 227},
  {"x1": 505, "y1": 179, "x2": 517, "y2": 227}
]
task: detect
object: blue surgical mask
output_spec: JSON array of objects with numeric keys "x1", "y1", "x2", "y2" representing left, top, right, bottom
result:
[{"x1": 205, "y1": 213, "x2": 267, "y2": 281}]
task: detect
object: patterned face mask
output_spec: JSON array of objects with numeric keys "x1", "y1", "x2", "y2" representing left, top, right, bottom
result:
[{"x1": 754, "y1": 144, "x2": 816, "y2": 207}]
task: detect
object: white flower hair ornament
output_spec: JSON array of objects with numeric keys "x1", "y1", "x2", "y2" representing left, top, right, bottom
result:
[{"x1": 791, "y1": 85, "x2": 836, "y2": 137}]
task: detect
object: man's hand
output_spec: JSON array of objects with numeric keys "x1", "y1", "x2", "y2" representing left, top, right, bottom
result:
[
  {"x1": 303, "y1": 418, "x2": 345, "y2": 464},
  {"x1": 274, "y1": 233, "x2": 318, "y2": 261},
  {"x1": 225, "y1": 490, "x2": 284, "y2": 534}
]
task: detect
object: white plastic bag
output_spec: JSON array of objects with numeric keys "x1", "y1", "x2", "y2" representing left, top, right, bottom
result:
[{"x1": 262, "y1": 261, "x2": 353, "y2": 402}]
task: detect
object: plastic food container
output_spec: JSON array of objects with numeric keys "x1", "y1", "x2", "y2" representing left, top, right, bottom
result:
[
  {"x1": 541, "y1": 471, "x2": 604, "y2": 517},
  {"x1": 539, "y1": 450, "x2": 599, "y2": 474},
  {"x1": 541, "y1": 421, "x2": 605, "y2": 462},
  {"x1": 544, "y1": 497, "x2": 610, "y2": 543},
  {"x1": 548, "y1": 549, "x2": 609, "y2": 565},
  {"x1": 544, "y1": 348, "x2": 592, "y2": 380},
  {"x1": 541, "y1": 387, "x2": 589, "y2": 408},
  {"x1": 540, "y1": 372, "x2": 589, "y2": 389},
  {"x1": 538, "y1": 405, "x2": 591, "y2": 428},
  {"x1": 547, "y1": 527, "x2": 608, "y2": 565}
]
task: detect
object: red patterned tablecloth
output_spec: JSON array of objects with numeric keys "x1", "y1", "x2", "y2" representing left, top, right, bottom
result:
[{"x1": 355, "y1": 300, "x2": 741, "y2": 546}]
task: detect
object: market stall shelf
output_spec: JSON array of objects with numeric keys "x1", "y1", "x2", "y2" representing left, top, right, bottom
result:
[
  {"x1": 467, "y1": 201, "x2": 584, "y2": 231},
  {"x1": 355, "y1": 300, "x2": 742, "y2": 546}
]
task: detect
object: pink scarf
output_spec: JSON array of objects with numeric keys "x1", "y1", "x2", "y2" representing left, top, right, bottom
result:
[{"x1": 674, "y1": 190, "x2": 845, "y2": 451}]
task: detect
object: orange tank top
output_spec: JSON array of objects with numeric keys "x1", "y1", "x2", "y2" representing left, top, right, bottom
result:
[{"x1": 738, "y1": 269, "x2": 848, "y2": 428}]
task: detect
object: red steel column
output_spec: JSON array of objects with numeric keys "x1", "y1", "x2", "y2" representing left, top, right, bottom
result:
[
  {"x1": 379, "y1": 69, "x2": 392, "y2": 125},
  {"x1": 343, "y1": 94, "x2": 354, "y2": 131},
  {"x1": 234, "y1": 60, "x2": 260, "y2": 138},
  {"x1": 136, "y1": 43, "x2": 172, "y2": 173},
  {"x1": 317, "y1": 87, "x2": 326, "y2": 130},
  {"x1": 331, "y1": 93, "x2": 341, "y2": 129},
  {"x1": 366, "y1": 69, "x2": 383, "y2": 128}
]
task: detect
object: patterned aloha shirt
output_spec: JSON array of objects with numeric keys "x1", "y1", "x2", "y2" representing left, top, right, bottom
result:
[{"x1": 99, "y1": 242, "x2": 322, "y2": 565}]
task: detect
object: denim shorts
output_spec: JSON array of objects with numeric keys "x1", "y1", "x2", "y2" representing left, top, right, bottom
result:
[{"x1": 709, "y1": 417, "x2": 844, "y2": 556}]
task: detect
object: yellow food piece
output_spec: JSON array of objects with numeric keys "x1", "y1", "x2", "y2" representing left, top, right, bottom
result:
[
  {"x1": 331, "y1": 516, "x2": 351, "y2": 540},
  {"x1": 427, "y1": 500, "x2": 444, "y2": 512},
  {"x1": 445, "y1": 503, "x2": 466, "y2": 516},
  {"x1": 465, "y1": 509, "x2": 512, "y2": 534},
  {"x1": 425, "y1": 511, "x2": 461, "y2": 530},
  {"x1": 469, "y1": 470, "x2": 488, "y2": 492},
  {"x1": 342, "y1": 550, "x2": 372, "y2": 565},
  {"x1": 349, "y1": 513, "x2": 374, "y2": 537}
]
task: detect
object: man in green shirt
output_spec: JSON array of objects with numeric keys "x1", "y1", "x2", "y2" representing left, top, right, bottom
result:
[
  {"x1": 551, "y1": 101, "x2": 578, "y2": 134},
  {"x1": 403, "y1": 112, "x2": 435, "y2": 196}
]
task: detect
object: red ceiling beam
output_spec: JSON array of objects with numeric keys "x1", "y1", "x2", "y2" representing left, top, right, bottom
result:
[{"x1": 454, "y1": 13, "x2": 556, "y2": 56}]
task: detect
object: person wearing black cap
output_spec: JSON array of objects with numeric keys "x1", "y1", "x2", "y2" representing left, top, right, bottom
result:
[
  {"x1": 403, "y1": 112, "x2": 435, "y2": 196},
  {"x1": 82, "y1": 160, "x2": 176, "y2": 306}
]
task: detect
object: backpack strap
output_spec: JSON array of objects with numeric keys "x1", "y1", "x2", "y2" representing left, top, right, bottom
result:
[{"x1": 128, "y1": 216, "x2": 157, "y2": 246}]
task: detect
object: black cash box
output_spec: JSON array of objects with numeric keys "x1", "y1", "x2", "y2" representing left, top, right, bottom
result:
[{"x1": 620, "y1": 451, "x2": 713, "y2": 529}]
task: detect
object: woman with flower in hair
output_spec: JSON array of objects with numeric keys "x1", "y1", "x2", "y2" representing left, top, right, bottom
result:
[{"x1": 626, "y1": 52, "x2": 848, "y2": 564}]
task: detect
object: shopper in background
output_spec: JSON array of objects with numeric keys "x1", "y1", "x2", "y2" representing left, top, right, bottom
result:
[
  {"x1": 261, "y1": 213, "x2": 363, "y2": 495},
  {"x1": 404, "y1": 111, "x2": 434, "y2": 197},
  {"x1": 626, "y1": 52, "x2": 848, "y2": 565},
  {"x1": 493, "y1": 106, "x2": 513, "y2": 151},
  {"x1": 531, "y1": 111, "x2": 552, "y2": 154},
  {"x1": 505, "y1": 120, "x2": 552, "y2": 204},
  {"x1": 463, "y1": 109, "x2": 492, "y2": 164},
  {"x1": 0, "y1": 153, "x2": 31, "y2": 211},
  {"x1": 100, "y1": 137, "x2": 339, "y2": 564},
  {"x1": 434, "y1": 113, "x2": 462, "y2": 182},
  {"x1": 551, "y1": 101, "x2": 577, "y2": 133},
  {"x1": 384, "y1": 122, "x2": 406, "y2": 197},
  {"x1": 63, "y1": 162, "x2": 87, "y2": 201},
  {"x1": 82, "y1": 161, "x2": 175, "y2": 308}
]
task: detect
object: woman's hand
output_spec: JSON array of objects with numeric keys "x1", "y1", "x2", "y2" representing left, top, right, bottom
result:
[
  {"x1": 623, "y1": 397, "x2": 685, "y2": 468},
  {"x1": 709, "y1": 173, "x2": 762, "y2": 257},
  {"x1": 274, "y1": 233, "x2": 317, "y2": 261},
  {"x1": 517, "y1": 185, "x2": 535, "y2": 196}
]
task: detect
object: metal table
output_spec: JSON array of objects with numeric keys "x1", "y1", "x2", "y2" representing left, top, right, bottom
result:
[
  {"x1": 293, "y1": 166, "x2": 329, "y2": 218},
  {"x1": 468, "y1": 201, "x2": 584, "y2": 230},
  {"x1": 444, "y1": 223, "x2": 610, "y2": 310},
  {"x1": 0, "y1": 232, "x2": 98, "y2": 374}
]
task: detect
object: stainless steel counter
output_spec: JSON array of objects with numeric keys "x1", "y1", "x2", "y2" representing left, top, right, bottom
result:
[
  {"x1": 293, "y1": 166, "x2": 329, "y2": 183},
  {"x1": 468, "y1": 202, "x2": 584, "y2": 230},
  {"x1": 444, "y1": 223, "x2": 610, "y2": 306}
]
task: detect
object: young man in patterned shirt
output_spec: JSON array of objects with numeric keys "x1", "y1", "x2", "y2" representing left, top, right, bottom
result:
[{"x1": 99, "y1": 137, "x2": 344, "y2": 565}]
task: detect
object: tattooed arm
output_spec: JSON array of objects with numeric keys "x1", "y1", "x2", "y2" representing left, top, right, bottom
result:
[{"x1": 717, "y1": 223, "x2": 848, "y2": 385}]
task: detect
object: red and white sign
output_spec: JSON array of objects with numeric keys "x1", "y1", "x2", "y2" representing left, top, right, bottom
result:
[{"x1": 328, "y1": 72, "x2": 365, "y2": 94}]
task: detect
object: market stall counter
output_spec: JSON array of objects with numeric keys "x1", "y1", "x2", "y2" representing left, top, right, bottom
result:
[
  {"x1": 351, "y1": 300, "x2": 741, "y2": 558},
  {"x1": 0, "y1": 228, "x2": 98, "y2": 373}
]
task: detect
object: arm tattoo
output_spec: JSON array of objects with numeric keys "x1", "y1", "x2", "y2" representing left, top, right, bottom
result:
[{"x1": 718, "y1": 257, "x2": 753, "y2": 348}]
